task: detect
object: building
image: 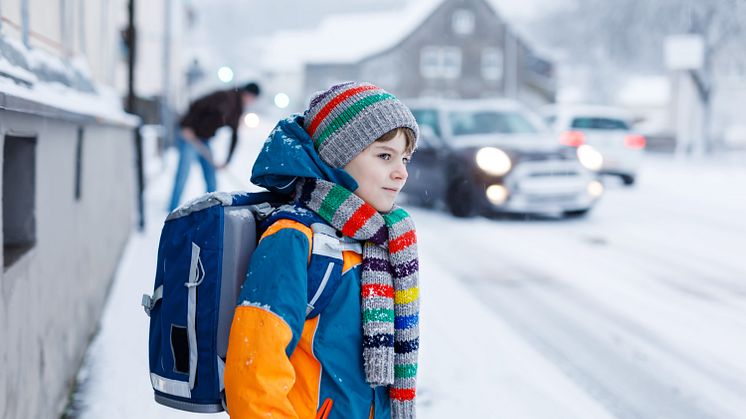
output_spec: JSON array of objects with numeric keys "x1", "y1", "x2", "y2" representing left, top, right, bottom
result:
[
  {"x1": 260, "y1": 0, "x2": 555, "y2": 111},
  {"x1": 0, "y1": 1, "x2": 162, "y2": 418}
]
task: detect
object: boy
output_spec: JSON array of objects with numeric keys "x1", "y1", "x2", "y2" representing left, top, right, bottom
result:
[{"x1": 224, "y1": 82, "x2": 420, "y2": 418}]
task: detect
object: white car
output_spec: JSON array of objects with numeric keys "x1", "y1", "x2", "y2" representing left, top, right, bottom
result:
[
  {"x1": 403, "y1": 98, "x2": 604, "y2": 218},
  {"x1": 541, "y1": 105, "x2": 645, "y2": 185}
]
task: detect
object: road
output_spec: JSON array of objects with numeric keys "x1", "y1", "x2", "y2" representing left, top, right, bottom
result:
[
  {"x1": 412, "y1": 153, "x2": 746, "y2": 418},
  {"x1": 68, "y1": 123, "x2": 745, "y2": 418}
]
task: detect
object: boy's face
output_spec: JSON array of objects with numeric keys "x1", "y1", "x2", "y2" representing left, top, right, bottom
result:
[{"x1": 343, "y1": 130, "x2": 411, "y2": 213}]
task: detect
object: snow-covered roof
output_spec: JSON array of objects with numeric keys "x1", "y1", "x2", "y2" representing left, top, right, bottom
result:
[
  {"x1": 0, "y1": 37, "x2": 137, "y2": 126},
  {"x1": 260, "y1": 0, "x2": 440, "y2": 70},
  {"x1": 259, "y1": 0, "x2": 552, "y2": 71}
]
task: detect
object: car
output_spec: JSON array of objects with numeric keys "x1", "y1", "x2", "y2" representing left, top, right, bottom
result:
[
  {"x1": 403, "y1": 98, "x2": 604, "y2": 218},
  {"x1": 541, "y1": 105, "x2": 645, "y2": 185}
]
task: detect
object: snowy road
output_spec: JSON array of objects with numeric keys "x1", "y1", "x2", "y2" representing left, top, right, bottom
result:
[
  {"x1": 68, "y1": 122, "x2": 746, "y2": 418},
  {"x1": 414, "y1": 155, "x2": 746, "y2": 418}
]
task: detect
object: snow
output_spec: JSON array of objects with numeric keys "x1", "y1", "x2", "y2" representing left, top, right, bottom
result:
[
  {"x1": 0, "y1": 39, "x2": 137, "y2": 126},
  {"x1": 259, "y1": 1, "x2": 440, "y2": 69},
  {"x1": 67, "y1": 116, "x2": 746, "y2": 418}
]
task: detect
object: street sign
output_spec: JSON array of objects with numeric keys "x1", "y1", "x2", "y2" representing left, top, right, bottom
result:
[{"x1": 664, "y1": 34, "x2": 704, "y2": 70}]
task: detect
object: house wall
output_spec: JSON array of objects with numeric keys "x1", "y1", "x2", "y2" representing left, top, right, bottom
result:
[
  {"x1": 0, "y1": 108, "x2": 134, "y2": 419},
  {"x1": 302, "y1": 0, "x2": 554, "y2": 106},
  {"x1": 355, "y1": 0, "x2": 508, "y2": 99}
]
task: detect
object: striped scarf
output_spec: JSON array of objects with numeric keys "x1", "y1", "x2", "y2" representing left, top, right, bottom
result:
[{"x1": 296, "y1": 178, "x2": 419, "y2": 419}]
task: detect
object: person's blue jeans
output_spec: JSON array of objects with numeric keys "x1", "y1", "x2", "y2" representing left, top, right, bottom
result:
[{"x1": 168, "y1": 134, "x2": 217, "y2": 211}]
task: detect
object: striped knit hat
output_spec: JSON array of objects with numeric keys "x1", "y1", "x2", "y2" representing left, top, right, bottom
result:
[{"x1": 303, "y1": 82, "x2": 419, "y2": 168}]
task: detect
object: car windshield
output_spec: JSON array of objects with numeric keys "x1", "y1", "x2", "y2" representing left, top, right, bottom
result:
[
  {"x1": 571, "y1": 117, "x2": 629, "y2": 130},
  {"x1": 410, "y1": 108, "x2": 442, "y2": 138},
  {"x1": 448, "y1": 110, "x2": 539, "y2": 136}
]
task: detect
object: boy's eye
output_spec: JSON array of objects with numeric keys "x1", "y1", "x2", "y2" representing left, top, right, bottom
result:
[
  {"x1": 377, "y1": 153, "x2": 391, "y2": 161},
  {"x1": 403, "y1": 157, "x2": 411, "y2": 165}
]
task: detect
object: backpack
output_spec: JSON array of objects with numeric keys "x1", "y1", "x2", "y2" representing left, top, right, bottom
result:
[{"x1": 141, "y1": 191, "x2": 349, "y2": 413}]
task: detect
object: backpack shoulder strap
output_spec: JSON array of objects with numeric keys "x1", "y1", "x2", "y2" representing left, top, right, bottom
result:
[
  {"x1": 264, "y1": 204, "x2": 345, "y2": 319},
  {"x1": 305, "y1": 222, "x2": 344, "y2": 318}
]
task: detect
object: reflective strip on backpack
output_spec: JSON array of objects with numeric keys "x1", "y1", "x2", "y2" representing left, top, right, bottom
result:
[
  {"x1": 311, "y1": 224, "x2": 343, "y2": 259},
  {"x1": 339, "y1": 241, "x2": 362, "y2": 253},
  {"x1": 217, "y1": 356, "x2": 226, "y2": 392},
  {"x1": 151, "y1": 373, "x2": 191, "y2": 398},
  {"x1": 186, "y1": 242, "x2": 205, "y2": 390}
]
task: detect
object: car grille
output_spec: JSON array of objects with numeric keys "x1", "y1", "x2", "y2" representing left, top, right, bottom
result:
[
  {"x1": 528, "y1": 170, "x2": 579, "y2": 177},
  {"x1": 525, "y1": 193, "x2": 579, "y2": 203}
]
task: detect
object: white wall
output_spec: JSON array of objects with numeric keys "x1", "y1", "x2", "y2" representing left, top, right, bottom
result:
[{"x1": 0, "y1": 111, "x2": 134, "y2": 419}]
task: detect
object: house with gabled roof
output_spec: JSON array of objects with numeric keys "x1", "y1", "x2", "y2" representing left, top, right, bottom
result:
[{"x1": 261, "y1": 0, "x2": 555, "y2": 110}]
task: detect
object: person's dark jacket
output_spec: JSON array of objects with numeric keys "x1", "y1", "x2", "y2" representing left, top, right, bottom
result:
[{"x1": 179, "y1": 89, "x2": 243, "y2": 164}]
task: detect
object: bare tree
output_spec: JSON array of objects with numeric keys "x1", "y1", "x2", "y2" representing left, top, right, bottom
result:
[{"x1": 532, "y1": 0, "x2": 746, "y2": 151}]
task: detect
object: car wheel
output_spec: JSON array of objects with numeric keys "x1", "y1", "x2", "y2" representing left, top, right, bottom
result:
[
  {"x1": 563, "y1": 208, "x2": 590, "y2": 218},
  {"x1": 446, "y1": 179, "x2": 477, "y2": 218},
  {"x1": 621, "y1": 175, "x2": 635, "y2": 186}
]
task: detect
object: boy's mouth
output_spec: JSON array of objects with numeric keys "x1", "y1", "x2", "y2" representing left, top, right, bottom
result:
[{"x1": 382, "y1": 187, "x2": 399, "y2": 193}]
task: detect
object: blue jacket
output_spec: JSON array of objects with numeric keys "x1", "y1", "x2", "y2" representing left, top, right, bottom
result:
[{"x1": 224, "y1": 116, "x2": 392, "y2": 418}]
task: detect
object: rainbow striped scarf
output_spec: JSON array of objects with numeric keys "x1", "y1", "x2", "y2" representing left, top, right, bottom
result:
[{"x1": 297, "y1": 178, "x2": 419, "y2": 419}]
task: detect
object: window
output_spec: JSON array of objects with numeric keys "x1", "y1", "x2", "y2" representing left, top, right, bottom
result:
[
  {"x1": 75, "y1": 127, "x2": 84, "y2": 201},
  {"x1": 410, "y1": 108, "x2": 442, "y2": 140},
  {"x1": 482, "y1": 48, "x2": 503, "y2": 81},
  {"x1": 452, "y1": 9, "x2": 475, "y2": 35},
  {"x1": 571, "y1": 117, "x2": 630, "y2": 130},
  {"x1": 420, "y1": 47, "x2": 462, "y2": 79},
  {"x1": 3, "y1": 134, "x2": 37, "y2": 269},
  {"x1": 447, "y1": 111, "x2": 540, "y2": 136}
]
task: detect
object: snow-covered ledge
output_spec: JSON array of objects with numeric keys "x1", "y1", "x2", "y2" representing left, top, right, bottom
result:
[{"x1": 0, "y1": 37, "x2": 138, "y2": 127}]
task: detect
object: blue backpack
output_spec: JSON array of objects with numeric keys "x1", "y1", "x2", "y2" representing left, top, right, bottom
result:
[{"x1": 141, "y1": 191, "x2": 348, "y2": 413}]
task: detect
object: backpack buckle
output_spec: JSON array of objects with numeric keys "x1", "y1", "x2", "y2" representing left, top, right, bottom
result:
[
  {"x1": 142, "y1": 294, "x2": 153, "y2": 316},
  {"x1": 142, "y1": 285, "x2": 163, "y2": 317},
  {"x1": 252, "y1": 202, "x2": 275, "y2": 221}
]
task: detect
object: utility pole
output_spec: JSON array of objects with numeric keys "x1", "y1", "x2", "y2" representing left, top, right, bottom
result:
[
  {"x1": 21, "y1": 0, "x2": 29, "y2": 48},
  {"x1": 504, "y1": 27, "x2": 518, "y2": 99},
  {"x1": 125, "y1": 0, "x2": 145, "y2": 230},
  {"x1": 161, "y1": 0, "x2": 174, "y2": 149}
]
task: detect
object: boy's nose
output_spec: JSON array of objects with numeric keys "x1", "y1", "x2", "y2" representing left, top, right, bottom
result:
[{"x1": 393, "y1": 162, "x2": 408, "y2": 181}]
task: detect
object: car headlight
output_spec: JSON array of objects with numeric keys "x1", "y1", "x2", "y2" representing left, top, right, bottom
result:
[
  {"x1": 475, "y1": 147, "x2": 512, "y2": 176},
  {"x1": 587, "y1": 180, "x2": 604, "y2": 197},
  {"x1": 577, "y1": 145, "x2": 603, "y2": 171}
]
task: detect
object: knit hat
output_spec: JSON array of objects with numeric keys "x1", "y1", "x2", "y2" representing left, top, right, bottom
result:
[
  {"x1": 303, "y1": 82, "x2": 419, "y2": 168},
  {"x1": 240, "y1": 82, "x2": 261, "y2": 96}
]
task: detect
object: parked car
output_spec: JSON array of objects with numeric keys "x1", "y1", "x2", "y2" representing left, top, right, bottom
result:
[
  {"x1": 541, "y1": 105, "x2": 645, "y2": 185},
  {"x1": 403, "y1": 98, "x2": 604, "y2": 217}
]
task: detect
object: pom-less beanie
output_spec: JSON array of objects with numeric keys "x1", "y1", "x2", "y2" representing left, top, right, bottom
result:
[{"x1": 303, "y1": 81, "x2": 419, "y2": 168}]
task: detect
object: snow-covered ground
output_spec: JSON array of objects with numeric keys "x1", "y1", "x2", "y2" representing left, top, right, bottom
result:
[{"x1": 67, "y1": 119, "x2": 746, "y2": 418}]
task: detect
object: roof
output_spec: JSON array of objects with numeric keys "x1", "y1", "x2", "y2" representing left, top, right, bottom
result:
[{"x1": 259, "y1": 0, "x2": 553, "y2": 71}]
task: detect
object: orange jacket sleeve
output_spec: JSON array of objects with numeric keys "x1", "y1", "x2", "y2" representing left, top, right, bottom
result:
[{"x1": 224, "y1": 222, "x2": 312, "y2": 418}]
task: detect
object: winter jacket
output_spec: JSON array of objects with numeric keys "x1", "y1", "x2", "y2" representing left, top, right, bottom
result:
[
  {"x1": 224, "y1": 116, "x2": 392, "y2": 418},
  {"x1": 179, "y1": 89, "x2": 243, "y2": 164}
]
